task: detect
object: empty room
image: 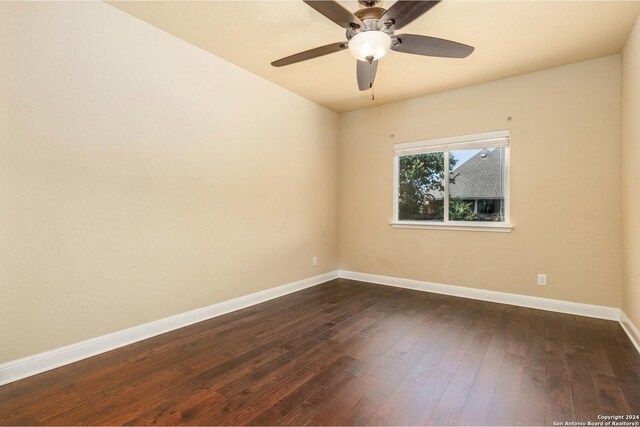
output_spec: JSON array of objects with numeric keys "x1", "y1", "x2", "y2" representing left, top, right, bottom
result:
[{"x1": 1, "y1": 0, "x2": 640, "y2": 425}]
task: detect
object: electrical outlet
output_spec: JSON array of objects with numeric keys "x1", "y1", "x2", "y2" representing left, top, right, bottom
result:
[
  {"x1": 537, "y1": 274, "x2": 547, "y2": 286},
  {"x1": 312, "y1": 257, "x2": 318, "y2": 266}
]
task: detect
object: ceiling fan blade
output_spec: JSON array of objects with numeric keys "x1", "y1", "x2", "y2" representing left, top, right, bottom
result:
[
  {"x1": 357, "y1": 60, "x2": 378, "y2": 91},
  {"x1": 303, "y1": 0, "x2": 364, "y2": 29},
  {"x1": 392, "y1": 34, "x2": 474, "y2": 58},
  {"x1": 381, "y1": 1, "x2": 441, "y2": 30},
  {"x1": 271, "y1": 42, "x2": 348, "y2": 67}
]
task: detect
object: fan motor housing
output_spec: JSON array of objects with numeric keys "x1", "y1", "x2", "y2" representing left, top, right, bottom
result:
[
  {"x1": 347, "y1": 8, "x2": 395, "y2": 41},
  {"x1": 354, "y1": 7, "x2": 386, "y2": 20}
]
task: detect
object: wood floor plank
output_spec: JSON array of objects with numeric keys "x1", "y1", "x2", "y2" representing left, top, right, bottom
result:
[
  {"x1": 455, "y1": 364, "x2": 500, "y2": 425},
  {"x1": 406, "y1": 370, "x2": 454, "y2": 425},
  {"x1": 515, "y1": 367, "x2": 547, "y2": 426},
  {"x1": 379, "y1": 325, "x2": 465, "y2": 425},
  {"x1": 364, "y1": 319, "x2": 452, "y2": 426},
  {"x1": 426, "y1": 333, "x2": 491, "y2": 425},
  {"x1": 306, "y1": 372, "x2": 378, "y2": 426},
  {"x1": 545, "y1": 351, "x2": 573, "y2": 409},
  {"x1": 570, "y1": 374, "x2": 603, "y2": 422},
  {"x1": 545, "y1": 402, "x2": 575, "y2": 425},
  {"x1": 592, "y1": 372, "x2": 631, "y2": 415},
  {"x1": 485, "y1": 353, "x2": 525, "y2": 426},
  {"x1": 278, "y1": 400, "x2": 321, "y2": 426}
]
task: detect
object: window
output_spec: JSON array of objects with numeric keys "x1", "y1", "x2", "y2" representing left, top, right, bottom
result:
[{"x1": 392, "y1": 131, "x2": 510, "y2": 231}]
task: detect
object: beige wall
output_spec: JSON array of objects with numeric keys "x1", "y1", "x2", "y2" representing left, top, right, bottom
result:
[
  {"x1": 622, "y1": 17, "x2": 640, "y2": 328},
  {"x1": 0, "y1": 2, "x2": 338, "y2": 363},
  {"x1": 339, "y1": 55, "x2": 622, "y2": 308}
]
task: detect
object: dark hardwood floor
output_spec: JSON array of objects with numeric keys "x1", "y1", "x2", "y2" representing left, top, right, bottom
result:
[{"x1": 1, "y1": 279, "x2": 639, "y2": 426}]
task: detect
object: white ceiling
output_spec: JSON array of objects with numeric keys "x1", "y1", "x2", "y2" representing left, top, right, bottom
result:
[{"x1": 109, "y1": 1, "x2": 640, "y2": 113}]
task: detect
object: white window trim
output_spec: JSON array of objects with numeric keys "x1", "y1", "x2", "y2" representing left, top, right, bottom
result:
[{"x1": 392, "y1": 130, "x2": 512, "y2": 232}]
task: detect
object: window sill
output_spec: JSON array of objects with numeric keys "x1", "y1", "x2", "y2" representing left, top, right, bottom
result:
[{"x1": 389, "y1": 221, "x2": 513, "y2": 233}]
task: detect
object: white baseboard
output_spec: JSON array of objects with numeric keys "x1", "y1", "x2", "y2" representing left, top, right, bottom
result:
[
  {"x1": 338, "y1": 270, "x2": 620, "y2": 321},
  {"x1": 2, "y1": 270, "x2": 636, "y2": 387},
  {"x1": 0, "y1": 271, "x2": 339, "y2": 386},
  {"x1": 339, "y1": 271, "x2": 640, "y2": 356},
  {"x1": 620, "y1": 310, "x2": 640, "y2": 355}
]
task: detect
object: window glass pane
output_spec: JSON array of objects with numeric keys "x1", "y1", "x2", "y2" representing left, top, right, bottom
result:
[
  {"x1": 449, "y1": 147, "x2": 506, "y2": 222},
  {"x1": 398, "y1": 152, "x2": 445, "y2": 221}
]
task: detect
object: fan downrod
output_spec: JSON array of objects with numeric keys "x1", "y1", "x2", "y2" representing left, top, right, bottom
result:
[{"x1": 358, "y1": 0, "x2": 381, "y2": 8}]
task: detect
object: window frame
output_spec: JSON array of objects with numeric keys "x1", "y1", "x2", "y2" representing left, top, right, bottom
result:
[{"x1": 391, "y1": 130, "x2": 512, "y2": 232}]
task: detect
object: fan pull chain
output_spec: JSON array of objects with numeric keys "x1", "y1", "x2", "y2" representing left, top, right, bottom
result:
[{"x1": 370, "y1": 86, "x2": 375, "y2": 101}]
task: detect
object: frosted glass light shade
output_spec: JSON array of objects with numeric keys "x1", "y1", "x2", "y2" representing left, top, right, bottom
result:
[{"x1": 348, "y1": 31, "x2": 392, "y2": 61}]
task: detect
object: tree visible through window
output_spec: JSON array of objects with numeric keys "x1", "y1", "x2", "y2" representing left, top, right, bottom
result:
[{"x1": 398, "y1": 152, "x2": 454, "y2": 221}]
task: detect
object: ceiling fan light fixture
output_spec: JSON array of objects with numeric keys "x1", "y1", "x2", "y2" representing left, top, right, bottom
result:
[{"x1": 348, "y1": 30, "x2": 392, "y2": 61}]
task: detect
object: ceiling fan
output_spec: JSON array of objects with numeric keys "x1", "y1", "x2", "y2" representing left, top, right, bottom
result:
[{"x1": 271, "y1": 0, "x2": 474, "y2": 92}]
